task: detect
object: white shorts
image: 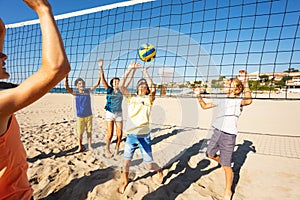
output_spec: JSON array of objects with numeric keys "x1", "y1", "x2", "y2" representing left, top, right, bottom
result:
[{"x1": 105, "y1": 111, "x2": 122, "y2": 122}]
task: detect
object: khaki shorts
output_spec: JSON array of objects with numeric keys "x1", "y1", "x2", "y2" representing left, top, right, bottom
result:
[{"x1": 77, "y1": 115, "x2": 93, "y2": 135}]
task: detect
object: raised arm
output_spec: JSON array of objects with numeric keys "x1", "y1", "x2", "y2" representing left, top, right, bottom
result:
[
  {"x1": 89, "y1": 59, "x2": 103, "y2": 91},
  {"x1": 119, "y1": 62, "x2": 141, "y2": 96},
  {"x1": 0, "y1": 18, "x2": 5, "y2": 52},
  {"x1": 142, "y1": 66, "x2": 156, "y2": 103},
  {"x1": 194, "y1": 87, "x2": 215, "y2": 109},
  {"x1": 0, "y1": 19, "x2": 8, "y2": 80},
  {"x1": 64, "y1": 75, "x2": 74, "y2": 94},
  {"x1": 99, "y1": 59, "x2": 109, "y2": 89},
  {"x1": 124, "y1": 67, "x2": 137, "y2": 88},
  {"x1": 238, "y1": 70, "x2": 252, "y2": 106},
  {"x1": 142, "y1": 66, "x2": 154, "y2": 86},
  {"x1": 0, "y1": 0, "x2": 70, "y2": 116}
]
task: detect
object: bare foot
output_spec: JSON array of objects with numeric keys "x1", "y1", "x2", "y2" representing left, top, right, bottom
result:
[
  {"x1": 105, "y1": 150, "x2": 113, "y2": 158},
  {"x1": 157, "y1": 169, "x2": 163, "y2": 184},
  {"x1": 223, "y1": 191, "x2": 232, "y2": 200},
  {"x1": 88, "y1": 145, "x2": 94, "y2": 151},
  {"x1": 114, "y1": 149, "x2": 121, "y2": 157},
  {"x1": 76, "y1": 146, "x2": 83, "y2": 153},
  {"x1": 117, "y1": 182, "x2": 128, "y2": 194}
]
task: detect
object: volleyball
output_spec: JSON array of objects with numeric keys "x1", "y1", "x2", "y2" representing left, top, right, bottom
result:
[{"x1": 138, "y1": 43, "x2": 156, "y2": 62}]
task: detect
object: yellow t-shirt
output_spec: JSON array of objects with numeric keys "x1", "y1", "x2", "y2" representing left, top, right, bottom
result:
[{"x1": 124, "y1": 95, "x2": 153, "y2": 135}]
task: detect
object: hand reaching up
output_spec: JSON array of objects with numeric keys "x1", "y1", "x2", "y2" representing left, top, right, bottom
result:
[
  {"x1": 23, "y1": 0, "x2": 52, "y2": 14},
  {"x1": 128, "y1": 62, "x2": 141, "y2": 70},
  {"x1": 98, "y1": 59, "x2": 104, "y2": 68}
]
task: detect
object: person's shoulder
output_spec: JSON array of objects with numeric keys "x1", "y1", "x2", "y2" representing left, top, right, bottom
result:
[
  {"x1": 107, "y1": 87, "x2": 113, "y2": 93},
  {"x1": 126, "y1": 93, "x2": 136, "y2": 100}
]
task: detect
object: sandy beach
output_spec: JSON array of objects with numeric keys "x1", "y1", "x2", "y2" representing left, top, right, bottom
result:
[{"x1": 16, "y1": 93, "x2": 300, "y2": 200}]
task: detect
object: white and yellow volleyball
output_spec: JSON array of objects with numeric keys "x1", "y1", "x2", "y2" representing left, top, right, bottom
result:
[{"x1": 138, "y1": 43, "x2": 156, "y2": 62}]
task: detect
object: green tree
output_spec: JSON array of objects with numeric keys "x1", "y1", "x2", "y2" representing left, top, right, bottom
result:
[
  {"x1": 275, "y1": 75, "x2": 292, "y2": 88},
  {"x1": 284, "y1": 68, "x2": 299, "y2": 72},
  {"x1": 259, "y1": 75, "x2": 269, "y2": 83}
]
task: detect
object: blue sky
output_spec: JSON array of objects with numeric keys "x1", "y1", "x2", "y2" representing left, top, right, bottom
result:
[
  {"x1": 2, "y1": 0, "x2": 300, "y2": 88},
  {"x1": 1, "y1": 0, "x2": 127, "y2": 24}
]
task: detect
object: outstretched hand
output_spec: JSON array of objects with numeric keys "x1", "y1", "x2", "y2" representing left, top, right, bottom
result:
[
  {"x1": 98, "y1": 58, "x2": 103, "y2": 66},
  {"x1": 23, "y1": 0, "x2": 51, "y2": 13},
  {"x1": 98, "y1": 59, "x2": 104, "y2": 69},
  {"x1": 128, "y1": 62, "x2": 141, "y2": 70},
  {"x1": 98, "y1": 59, "x2": 104, "y2": 78}
]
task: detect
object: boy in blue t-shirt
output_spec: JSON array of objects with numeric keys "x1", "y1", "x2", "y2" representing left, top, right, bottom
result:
[{"x1": 65, "y1": 61, "x2": 102, "y2": 152}]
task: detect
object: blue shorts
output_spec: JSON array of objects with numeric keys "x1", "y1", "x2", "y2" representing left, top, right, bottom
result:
[
  {"x1": 206, "y1": 128, "x2": 236, "y2": 166},
  {"x1": 123, "y1": 134, "x2": 153, "y2": 163}
]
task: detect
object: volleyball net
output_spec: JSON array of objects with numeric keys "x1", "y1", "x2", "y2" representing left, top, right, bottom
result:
[{"x1": 4, "y1": 0, "x2": 300, "y2": 100}]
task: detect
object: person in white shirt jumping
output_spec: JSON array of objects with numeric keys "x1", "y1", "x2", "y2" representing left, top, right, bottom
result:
[{"x1": 194, "y1": 70, "x2": 252, "y2": 200}]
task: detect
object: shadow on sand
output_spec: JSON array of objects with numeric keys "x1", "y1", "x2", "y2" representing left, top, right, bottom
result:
[
  {"x1": 39, "y1": 167, "x2": 115, "y2": 200},
  {"x1": 231, "y1": 140, "x2": 256, "y2": 194}
]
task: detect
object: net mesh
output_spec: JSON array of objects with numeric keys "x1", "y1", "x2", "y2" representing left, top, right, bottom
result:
[{"x1": 4, "y1": 0, "x2": 300, "y2": 100}]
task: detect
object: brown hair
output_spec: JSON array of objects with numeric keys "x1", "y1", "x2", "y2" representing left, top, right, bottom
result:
[
  {"x1": 110, "y1": 77, "x2": 120, "y2": 87},
  {"x1": 74, "y1": 78, "x2": 85, "y2": 87},
  {"x1": 136, "y1": 78, "x2": 150, "y2": 95}
]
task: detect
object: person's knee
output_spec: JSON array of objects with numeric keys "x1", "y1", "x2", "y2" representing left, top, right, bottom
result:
[
  {"x1": 107, "y1": 121, "x2": 114, "y2": 130},
  {"x1": 116, "y1": 127, "x2": 122, "y2": 135},
  {"x1": 124, "y1": 162, "x2": 130, "y2": 168},
  {"x1": 222, "y1": 165, "x2": 232, "y2": 172},
  {"x1": 78, "y1": 133, "x2": 83, "y2": 139},
  {"x1": 116, "y1": 122, "x2": 122, "y2": 130},
  {"x1": 123, "y1": 161, "x2": 131, "y2": 171}
]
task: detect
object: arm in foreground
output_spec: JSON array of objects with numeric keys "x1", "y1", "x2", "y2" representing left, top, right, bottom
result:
[
  {"x1": 0, "y1": 0, "x2": 71, "y2": 117},
  {"x1": 0, "y1": 18, "x2": 5, "y2": 52}
]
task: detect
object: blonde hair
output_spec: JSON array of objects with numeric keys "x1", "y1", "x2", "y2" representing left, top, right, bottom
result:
[{"x1": 229, "y1": 78, "x2": 244, "y2": 96}]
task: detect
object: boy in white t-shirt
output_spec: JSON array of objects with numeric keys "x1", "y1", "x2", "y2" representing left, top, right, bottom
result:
[
  {"x1": 194, "y1": 70, "x2": 252, "y2": 200},
  {"x1": 118, "y1": 62, "x2": 163, "y2": 194}
]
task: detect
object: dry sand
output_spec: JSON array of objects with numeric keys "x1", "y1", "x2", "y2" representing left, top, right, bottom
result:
[{"x1": 15, "y1": 93, "x2": 300, "y2": 200}]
